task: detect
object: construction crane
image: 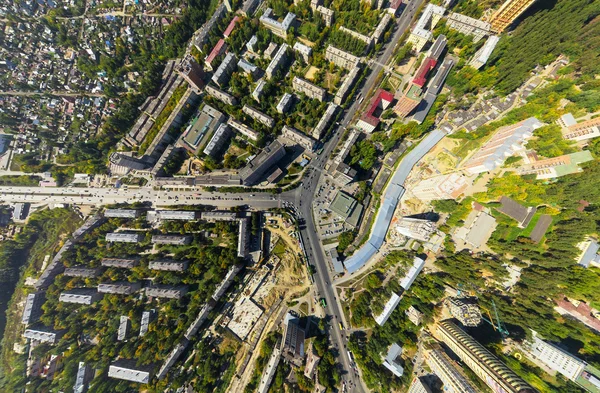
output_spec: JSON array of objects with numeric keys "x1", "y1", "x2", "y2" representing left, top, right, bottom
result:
[{"x1": 456, "y1": 283, "x2": 510, "y2": 339}]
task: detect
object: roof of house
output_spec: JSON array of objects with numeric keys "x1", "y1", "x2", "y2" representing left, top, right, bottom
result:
[
  {"x1": 360, "y1": 89, "x2": 395, "y2": 127},
  {"x1": 413, "y1": 57, "x2": 437, "y2": 87},
  {"x1": 223, "y1": 16, "x2": 240, "y2": 37},
  {"x1": 206, "y1": 39, "x2": 226, "y2": 64}
]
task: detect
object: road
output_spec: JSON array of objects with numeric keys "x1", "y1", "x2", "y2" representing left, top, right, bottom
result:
[
  {"x1": 0, "y1": 91, "x2": 106, "y2": 97},
  {"x1": 285, "y1": 1, "x2": 425, "y2": 391},
  {"x1": 0, "y1": 1, "x2": 424, "y2": 391},
  {"x1": 0, "y1": 186, "x2": 280, "y2": 210}
]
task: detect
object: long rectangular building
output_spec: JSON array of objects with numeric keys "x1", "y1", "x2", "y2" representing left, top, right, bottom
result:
[
  {"x1": 145, "y1": 285, "x2": 188, "y2": 299},
  {"x1": 424, "y1": 348, "x2": 478, "y2": 393},
  {"x1": 201, "y1": 211, "x2": 238, "y2": 221},
  {"x1": 105, "y1": 209, "x2": 140, "y2": 218},
  {"x1": 23, "y1": 328, "x2": 64, "y2": 344},
  {"x1": 149, "y1": 260, "x2": 189, "y2": 272},
  {"x1": 312, "y1": 102, "x2": 338, "y2": 139},
  {"x1": 98, "y1": 282, "x2": 142, "y2": 295},
  {"x1": 325, "y1": 45, "x2": 360, "y2": 70},
  {"x1": 105, "y1": 232, "x2": 144, "y2": 243},
  {"x1": 156, "y1": 210, "x2": 198, "y2": 221},
  {"x1": 151, "y1": 235, "x2": 192, "y2": 245},
  {"x1": 101, "y1": 258, "x2": 139, "y2": 269},
  {"x1": 228, "y1": 118, "x2": 260, "y2": 141},
  {"x1": 243, "y1": 105, "x2": 275, "y2": 128},
  {"x1": 266, "y1": 43, "x2": 289, "y2": 79},
  {"x1": 447, "y1": 12, "x2": 490, "y2": 42},
  {"x1": 281, "y1": 126, "x2": 316, "y2": 151},
  {"x1": 205, "y1": 84, "x2": 237, "y2": 106},
  {"x1": 437, "y1": 320, "x2": 537, "y2": 393},
  {"x1": 22, "y1": 292, "x2": 45, "y2": 325},
  {"x1": 462, "y1": 117, "x2": 543, "y2": 174},
  {"x1": 59, "y1": 289, "x2": 103, "y2": 305},
  {"x1": 239, "y1": 140, "x2": 286, "y2": 185},
  {"x1": 108, "y1": 360, "x2": 153, "y2": 384},
  {"x1": 292, "y1": 76, "x2": 326, "y2": 102},
  {"x1": 334, "y1": 65, "x2": 361, "y2": 105}
]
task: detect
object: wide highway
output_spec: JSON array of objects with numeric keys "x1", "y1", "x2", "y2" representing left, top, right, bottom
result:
[
  {"x1": 0, "y1": 186, "x2": 281, "y2": 209},
  {"x1": 290, "y1": 0, "x2": 426, "y2": 391}
]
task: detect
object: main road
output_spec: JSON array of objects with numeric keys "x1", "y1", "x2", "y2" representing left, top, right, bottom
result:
[
  {"x1": 285, "y1": 1, "x2": 425, "y2": 391},
  {"x1": 1, "y1": 1, "x2": 424, "y2": 391}
]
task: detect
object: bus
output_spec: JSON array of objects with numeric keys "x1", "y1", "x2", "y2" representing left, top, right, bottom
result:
[
  {"x1": 316, "y1": 147, "x2": 324, "y2": 155},
  {"x1": 320, "y1": 298, "x2": 327, "y2": 308}
]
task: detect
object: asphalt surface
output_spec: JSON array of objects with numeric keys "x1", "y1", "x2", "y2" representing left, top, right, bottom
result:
[
  {"x1": 0, "y1": 186, "x2": 281, "y2": 209},
  {"x1": 287, "y1": 1, "x2": 426, "y2": 391},
  {"x1": 0, "y1": 2, "x2": 425, "y2": 390}
]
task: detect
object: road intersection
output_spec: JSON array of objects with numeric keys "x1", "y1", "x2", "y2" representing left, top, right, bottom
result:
[{"x1": 0, "y1": 1, "x2": 425, "y2": 391}]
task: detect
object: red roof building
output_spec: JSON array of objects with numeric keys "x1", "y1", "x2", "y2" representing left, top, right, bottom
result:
[
  {"x1": 556, "y1": 296, "x2": 600, "y2": 332},
  {"x1": 412, "y1": 57, "x2": 437, "y2": 88},
  {"x1": 223, "y1": 16, "x2": 240, "y2": 38},
  {"x1": 357, "y1": 89, "x2": 395, "y2": 132},
  {"x1": 205, "y1": 39, "x2": 227, "y2": 70}
]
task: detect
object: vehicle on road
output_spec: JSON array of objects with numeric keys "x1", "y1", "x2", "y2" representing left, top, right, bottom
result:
[{"x1": 320, "y1": 298, "x2": 327, "y2": 308}]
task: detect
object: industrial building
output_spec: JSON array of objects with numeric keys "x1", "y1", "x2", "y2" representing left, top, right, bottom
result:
[
  {"x1": 108, "y1": 360, "x2": 153, "y2": 384},
  {"x1": 203, "y1": 124, "x2": 233, "y2": 158},
  {"x1": 276, "y1": 93, "x2": 294, "y2": 114},
  {"x1": 454, "y1": 210, "x2": 497, "y2": 249},
  {"x1": 117, "y1": 316, "x2": 129, "y2": 341},
  {"x1": 243, "y1": 105, "x2": 275, "y2": 128},
  {"x1": 394, "y1": 217, "x2": 436, "y2": 242},
  {"x1": 145, "y1": 285, "x2": 189, "y2": 299},
  {"x1": 412, "y1": 173, "x2": 469, "y2": 201},
  {"x1": 357, "y1": 89, "x2": 394, "y2": 133},
  {"x1": 497, "y1": 196, "x2": 536, "y2": 228},
  {"x1": 375, "y1": 293, "x2": 401, "y2": 326},
  {"x1": 104, "y1": 209, "x2": 140, "y2": 218},
  {"x1": 105, "y1": 232, "x2": 144, "y2": 243},
  {"x1": 98, "y1": 281, "x2": 142, "y2": 295},
  {"x1": 239, "y1": 140, "x2": 286, "y2": 186},
  {"x1": 400, "y1": 256, "x2": 426, "y2": 291},
  {"x1": 424, "y1": 348, "x2": 478, "y2": 393},
  {"x1": 179, "y1": 104, "x2": 226, "y2": 155},
  {"x1": 22, "y1": 292, "x2": 45, "y2": 325},
  {"x1": 59, "y1": 289, "x2": 103, "y2": 305},
  {"x1": 312, "y1": 102, "x2": 338, "y2": 139},
  {"x1": 101, "y1": 258, "x2": 139, "y2": 269},
  {"x1": 259, "y1": 8, "x2": 296, "y2": 38},
  {"x1": 228, "y1": 118, "x2": 260, "y2": 141},
  {"x1": 266, "y1": 43, "x2": 290, "y2": 79},
  {"x1": 149, "y1": 260, "x2": 190, "y2": 271},
  {"x1": 382, "y1": 343, "x2": 404, "y2": 377},
  {"x1": 325, "y1": 45, "x2": 360, "y2": 70},
  {"x1": 462, "y1": 117, "x2": 543, "y2": 174},
  {"x1": 281, "y1": 125, "x2": 316, "y2": 151},
  {"x1": 292, "y1": 76, "x2": 326, "y2": 102},
  {"x1": 490, "y1": 0, "x2": 537, "y2": 33},
  {"x1": 151, "y1": 234, "x2": 192, "y2": 245},
  {"x1": 436, "y1": 320, "x2": 537, "y2": 393},
  {"x1": 446, "y1": 297, "x2": 482, "y2": 327},
  {"x1": 211, "y1": 52, "x2": 237, "y2": 87},
  {"x1": 156, "y1": 210, "x2": 199, "y2": 221}
]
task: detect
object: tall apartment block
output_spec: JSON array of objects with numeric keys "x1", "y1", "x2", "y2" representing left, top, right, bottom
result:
[
  {"x1": 436, "y1": 321, "x2": 537, "y2": 393},
  {"x1": 176, "y1": 54, "x2": 204, "y2": 91},
  {"x1": 490, "y1": 0, "x2": 537, "y2": 33},
  {"x1": 424, "y1": 348, "x2": 478, "y2": 393},
  {"x1": 292, "y1": 76, "x2": 326, "y2": 102}
]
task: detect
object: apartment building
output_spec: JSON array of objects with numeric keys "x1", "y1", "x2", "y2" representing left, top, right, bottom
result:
[
  {"x1": 292, "y1": 76, "x2": 326, "y2": 102},
  {"x1": 211, "y1": 52, "x2": 237, "y2": 87},
  {"x1": 325, "y1": 45, "x2": 360, "y2": 70},
  {"x1": 436, "y1": 320, "x2": 537, "y2": 393},
  {"x1": 281, "y1": 125, "x2": 316, "y2": 151},
  {"x1": 446, "y1": 12, "x2": 491, "y2": 42},
  {"x1": 243, "y1": 105, "x2": 275, "y2": 128},
  {"x1": 424, "y1": 348, "x2": 478, "y2": 393},
  {"x1": 259, "y1": 8, "x2": 296, "y2": 38},
  {"x1": 205, "y1": 84, "x2": 237, "y2": 106},
  {"x1": 558, "y1": 114, "x2": 600, "y2": 142},
  {"x1": 490, "y1": 0, "x2": 537, "y2": 33},
  {"x1": 266, "y1": 43, "x2": 289, "y2": 79}
]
